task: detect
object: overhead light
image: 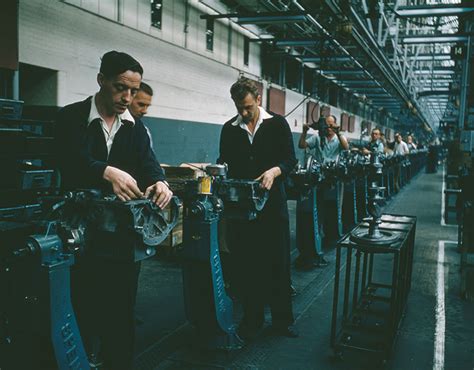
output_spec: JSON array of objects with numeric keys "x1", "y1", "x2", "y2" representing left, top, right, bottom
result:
[
  {"x1": 238, "y1": 14, "x2": 308, "y2": 24},
  {"x1": 414, "y1": 70, "x2": 455, "y2": 75},
  {"x1": 396, "y1": 5, "x2": 474, "y2": 18},
  {"x1": 350, "y1": 87, "x2": 386, "y2": 91},
  {"x1": 407, "y1": 55, "x2": 452, "y2": 61},
  {"x1": 275, "y1": 39, "x2": 318, "y2": 47},
  {"x1": 401, "y1": 35, "x2": 468, "y2": 44},
  {"x1": 320, "y1": 70, "x2": 366, "y2": 75},
  {"x1": 336, "y1": 80, "x2": 380, "y2": 85},
  {"x1": 300, "y1": 56, "x2": 353, "y2": 62}
]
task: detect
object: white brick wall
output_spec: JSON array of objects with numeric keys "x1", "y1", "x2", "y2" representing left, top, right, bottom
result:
[
  {"x1": 18, "y1": 0, "x2": 383, "y2": 139},
  {"x1": 19, "y1": 0, "x2": 260, "y2": 123}
]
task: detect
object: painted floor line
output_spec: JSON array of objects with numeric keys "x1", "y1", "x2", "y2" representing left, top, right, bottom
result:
[{"x1": 433, "y1": 240, "x2": 450, "y2": 370}]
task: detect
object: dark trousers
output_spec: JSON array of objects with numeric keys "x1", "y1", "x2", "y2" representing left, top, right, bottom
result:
[
  {"x1": 226, "y1": 213, "x2": 293, "y2": 329},
  {"x1": 296, "y1": 192, "x2": 323, "y2": 261},
  {"x1": 318, "y1": 184, "x2": 343, "y2": 248},
  {"x1": 71, "y1": 235, "x2": 141, "y2": 370}
]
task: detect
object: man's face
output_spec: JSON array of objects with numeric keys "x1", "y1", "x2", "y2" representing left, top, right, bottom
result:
[
  {"x1": 325, "y1": 116, "x2": 338, "y2": 135},
  {"x1": 98, "y1": 70, "x2": 142, "y2": 115},
  {"x1": 130, "y1": 90, "x2": 152, "y2": 119},
  {"x1": 396, "y1": 135, "x2": 402, "y2": 143},
  {"x1": 233, "y1": 93, "x2": 261, "y2": 124},
  {"x1": 371, "y1": 129, "x2": 381, "y2": 142}
]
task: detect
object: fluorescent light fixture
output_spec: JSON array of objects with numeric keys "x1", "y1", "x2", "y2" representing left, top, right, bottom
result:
[
  {"x1": 350, "y1": 87, "x2": 386, "y2": 91},
  {"x1": 320, "y1": 70, "x2": 366, "y2": 75},
  {"x1": 336, "y1": 80, "x2": 380, "y2": 85},
  {"x1": 238, "y1": 14, "x2": 307, "y2": 24},
  {"x1": 396, "y1": 5, "x2": 473, "y2": 17},
  {"x1": 300, "y1": 56, "x2": 353, "y2": 62},
  {"x1": 275, "y1": 39, "x2": 318, "y2": 47},
  {"x1": 414, "y1": 70, "x2": 455, "y2": 75},
  {"x1": 401, "y1": 35, "x2": 468, "y2": 44},
  {"x1": 408, "y1": 55, "x2": 452, "y2": 61}
]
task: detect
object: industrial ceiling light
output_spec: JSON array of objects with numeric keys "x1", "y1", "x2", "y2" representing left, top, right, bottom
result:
[
  {"x1": 274, "y1": 39, "x2": 318, "y2": 47},
  {"x1": 407, "y1": 55, "x2": 453, "y2": 61},
  {"x1": 414, "y1": 70, "x2": 455, "y2": 75},
  {"x1": 237, "y1": 14, "x2": 308, "y2": 25},
  {"x1": 396, "y1": 5, "x2": 474, "y2": 17},
  {"x1": 401, "y1": 35, "x2": 468, "y2": 44},
  {"x1": 336, "y1": 80, "x2": 379, "y2": 85},
  {"x1": 300, "y1": 56, "x2": 353, "y2": 62},
  {"x1": 320, "y1": 70, "x2": 366, "y2": 75}
]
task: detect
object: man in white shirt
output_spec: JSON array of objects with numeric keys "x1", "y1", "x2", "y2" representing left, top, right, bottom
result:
[
  {"x1": 394, "y1": 133, "x2": 409, "y2": 156},
  {"x1": 296, "y1": 116, "x2": 349, "y2": 269},
  {"x1": 393, "y1": 133, "x2": 409, "y2": 191}
]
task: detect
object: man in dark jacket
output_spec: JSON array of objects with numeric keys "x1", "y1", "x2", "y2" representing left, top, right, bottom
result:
[
  {"x1": 55, "y1": 51, "x2": 172, "y2": 369},
  {"x1": 218, "y1": 77, "x2": 298, "y2": 338}
]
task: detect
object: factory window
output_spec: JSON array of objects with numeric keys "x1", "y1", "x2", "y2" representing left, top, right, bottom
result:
[
  {"x1": 307, "y1": 101, "x2": 320, "y2": 125},
  {"x1": 348, "y1": 115, "x2": 356, "y2": 133},
  {"x1": 206, "y1": 18, "x2": 214, "y2": 51},
  {"x1": 243, "y1": 36, "x2": 250, "y2": 66},
  {"x1": 268, "y1": 87, "x2": 286, "y2": 116},
  {"x1": 151, "y1": 0, "x2": 163, "y2": 29},
  {"x1": 341, "y1": 112, "x2": 349, "y2": 132}
]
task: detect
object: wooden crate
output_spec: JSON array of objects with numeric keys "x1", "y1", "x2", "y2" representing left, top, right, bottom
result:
[
  {"x1": 163, "y1": 163, "x2": 209, "y2": 195},
  {"x1": 159, "y1": 203, "x2": 183, "y2": 248}
]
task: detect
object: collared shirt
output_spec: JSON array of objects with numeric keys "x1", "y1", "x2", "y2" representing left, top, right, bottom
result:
[
  {"x1": 367, "y1": 139, "x2": 385, "y2": 154},
  {"x1": 306, "y1": 133, "x2": 344, "y2": 163},
  {"x1": 394, "y1": 140, "x2": 409, "y2": 156},
  {"x1": 87, "y1": 94, "x2": 135, "y2": 155},
  {"x1": 232, "y1": 106, "x2": 273, "y2": 144}
]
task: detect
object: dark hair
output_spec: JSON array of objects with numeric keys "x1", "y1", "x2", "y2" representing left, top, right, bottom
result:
[
  {"x1": 372, "y1": 127, "x2": 381, "y2": 134},
  {"x1": 100, "y1": 51, "x2": 143, "y2": 78},
  {"x1": 230, "y1": 77, "x2": 260, "y2": 101},
  {"x1": 139, "y1": 82, "x2": 153, "y2": 96}
]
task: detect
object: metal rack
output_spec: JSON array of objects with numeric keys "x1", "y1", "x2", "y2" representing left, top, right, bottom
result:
[{"x1": 330, "y1": 213, "x2": 416, "y2": 362}]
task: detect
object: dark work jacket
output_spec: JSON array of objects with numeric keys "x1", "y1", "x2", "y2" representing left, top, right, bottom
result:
[
  {"x1": 54, "y1": 96, "x2": 165, "y2": 193},
  {"x1": 217, "y1": 112, "x2": 297, "y2": 217}
]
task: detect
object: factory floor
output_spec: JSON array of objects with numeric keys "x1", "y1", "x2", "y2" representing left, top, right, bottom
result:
[{"x1": 133, "y1": 168, "x2": 474, "y2": 370}]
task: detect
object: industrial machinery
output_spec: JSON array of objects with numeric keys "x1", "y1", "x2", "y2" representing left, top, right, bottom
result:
[
  {"x1": 289, "y1": 156, "x2": 325, "y2": 265},
  {"x1": 181, "y1": 164, "x2": 268, "y2": 350},
  {"x1": 0, "y1": 95, "x2": 181, "y2": 370},
  {"x1": 0, "y1": 192, "x2": 180, "y2": 370},
  {"x1": 290, "y1": 151, "x2": 371, "y2": 266}
]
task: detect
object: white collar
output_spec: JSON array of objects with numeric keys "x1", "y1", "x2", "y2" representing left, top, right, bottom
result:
[
  {"x1": 232, "y1": 106, "x2": 273, "y2": 127},
  {"x1": 87, "y1": 94, "x2": 135, "y2": 126}
]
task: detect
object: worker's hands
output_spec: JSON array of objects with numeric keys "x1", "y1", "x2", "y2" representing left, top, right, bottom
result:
[
  {"x1": 332, "y1": 125, "x2": 340, "y2": 134},
  {"x1": 103, "y1": 166, "x2": 143, "y2": 201},
  {"x1": 145, "y1": 181, "x2": 173, "y2": 209},
  {"x1": 255, "y1": 167, "x2": 281, "y2": 190},
  {"x1": 302, "y1": 123, "x2": 311, "y2": 133}
]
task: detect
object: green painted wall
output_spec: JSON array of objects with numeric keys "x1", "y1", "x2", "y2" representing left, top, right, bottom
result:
[{"x1": 143, "y1": 116, "x2": 305, "y2": 166}]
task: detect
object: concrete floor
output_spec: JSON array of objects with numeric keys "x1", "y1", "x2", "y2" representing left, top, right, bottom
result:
[{"x1": 134, "y1": 169, "x2": 474, "y2": 370}]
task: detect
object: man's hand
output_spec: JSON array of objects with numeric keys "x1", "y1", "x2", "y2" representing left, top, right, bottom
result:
[
  {"x1": 145, "y1": 181, "x2": 173, "y2": 209},
  {"x1": 255, "y1": 167, "x2": 281, "y2": 190},
  {"x1": 103, "y1": 166, "x2": 143, "y2": 201}
]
